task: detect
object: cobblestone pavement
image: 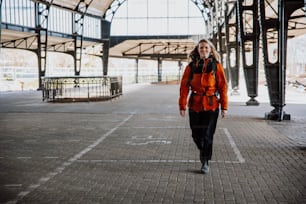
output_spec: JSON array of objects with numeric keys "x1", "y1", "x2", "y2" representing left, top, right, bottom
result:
[{"x1": 0, "y1": 84, "x2": 305, "y2": 203}]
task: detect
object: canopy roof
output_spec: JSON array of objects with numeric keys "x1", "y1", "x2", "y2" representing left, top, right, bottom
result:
[
  {"x1": 109, "y1": 39, "x2": 196, "y2": 60},
  {"x1": 34, "y1": 0, "x2": 114, "y2": 17}
]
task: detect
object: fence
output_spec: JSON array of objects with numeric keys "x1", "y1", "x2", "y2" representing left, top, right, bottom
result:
[{"x1": 42, "y1": 76, "x2": 122, "y2": 102}]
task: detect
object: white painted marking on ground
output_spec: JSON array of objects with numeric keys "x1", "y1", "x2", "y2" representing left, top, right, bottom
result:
[
  {"x1": 68, "y1": 140, "x2": 80, "y2": 142},
  {"x1": 16, "y1": 191, "x2": 29, "y2": 197},
  {"x1": 4, "y1": 184, "x2": 22, "y2": 188},
  {"x1": 44, "y1": 156, "x2": 59, "y2": 159},
  {"x1": 127, "y1": 140, "x2": 171, "y2": 145},
  {"x1": 17, "y1": 157, "x2": 31, "y2": 160},
  {"x1": 126, "y1": 135, "x2": 171, "y2": 145},
  {"x1": 222, "y1": 128, "x2": 245, "y2": 163},
  {"x1": 125, "y1": 126, "x2": 186, "y2": 129},
  {"x1": 7, "y1": 114, "x2": 133, "y2": 204},
  {"x1": 29, "y1": 184, "x2": 40, "y2": 189},
  {"x1": 76, "y1": 159, "x2": 241, "y2": 164},
  {"x1": 0, "y1": 140, "x2": 15, "y2": 143}
]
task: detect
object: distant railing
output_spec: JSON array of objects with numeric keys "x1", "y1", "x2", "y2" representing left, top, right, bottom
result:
[{"x1": 42, "y1": 76, "x2": 122, "y2": 102}]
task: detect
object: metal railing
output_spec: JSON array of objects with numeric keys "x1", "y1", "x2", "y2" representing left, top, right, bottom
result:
[{"x1": 42, "y1": 76, "x2": 122, "y2": 102}]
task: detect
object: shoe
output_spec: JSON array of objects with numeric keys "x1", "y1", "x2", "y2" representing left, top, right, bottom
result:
[{"x1": 201, "y1": 160, "x2": 210, "y2": 174}]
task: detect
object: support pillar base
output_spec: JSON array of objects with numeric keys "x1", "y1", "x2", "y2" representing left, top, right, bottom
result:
[
  {"x1": 246, "y1": 97, "x2": 259, "y2": 106},
  {"x1": 265, "y1": 108, "x2": 291, "y2": 121}
]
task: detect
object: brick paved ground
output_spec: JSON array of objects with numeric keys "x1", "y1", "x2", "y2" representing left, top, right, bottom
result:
[{"x1": 0, "y1": 84, "x2": 305, "y2": 203}]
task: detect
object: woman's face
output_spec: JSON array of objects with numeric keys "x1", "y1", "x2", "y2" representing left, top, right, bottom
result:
[{"x1": 197, "y1": 42, "x2": 211, "y2": 59}]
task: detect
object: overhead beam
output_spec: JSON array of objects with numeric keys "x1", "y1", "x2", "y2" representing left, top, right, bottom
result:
[
  {"x1": 32, "y1": 0, "x2": 101, "y2": 19},
  {"x1": 122, "y1": 53, "x2": 188, "y2": 59}
]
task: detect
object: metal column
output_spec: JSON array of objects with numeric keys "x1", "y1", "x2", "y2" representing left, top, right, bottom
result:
[
  {"x1": 260, "y1": 0, "x2": 303, "y2": 120},
  {"x1": 135, "y1": 58, "x2": 139, "y2": 83},
  {"x1": 217, "y1": 1, "x2": 227, "y2": 81},
  {"x1": 35, "y1": 2, "x2": 51, "y2": 90},
  {"x1": 102, "y1": 20, "x2": 111, "y2": 76},
  {"x1": 0, "y1": 0, "x2": 2, "y2": 47},
  {"x1": 72, "y1": 0, "x2": 93, "y2": 76},
  {"x1": 72, "y1": 14, "x2": 84, "y2": 76},
  {"x1": 237, "y1": 0, "x2": 260, "y2": 105},
  {"x1": 178, "y1": 60, "x2": 183, "y2": 82},
  {"x1": 225, "y1": 3, "x2": 240, "y2": 94},
  {"x1": 158, "y1": 57, "x2": 162, "y2": 82}
]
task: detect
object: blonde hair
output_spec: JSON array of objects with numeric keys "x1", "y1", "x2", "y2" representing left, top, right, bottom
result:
[{"x1": 189, "y1": 39, "x2": 220, "y2": 63}]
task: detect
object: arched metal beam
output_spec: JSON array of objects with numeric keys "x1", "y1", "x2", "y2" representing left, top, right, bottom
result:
[
  {"x1": 103, "y1": 0, "x2": 211, "y2": 28},
  {"x1": 102, "y1": 0, "x2": 213, "y2": 77},
  {"x1": 103, "y1": 0, "x2": 125, "y2": 22},
  {"x1": 190, "y1": 0, "x2": 211, "y2": 34}
]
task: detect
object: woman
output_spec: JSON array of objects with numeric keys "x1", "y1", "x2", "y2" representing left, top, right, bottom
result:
[{"x1": 179, "y1": 39, "x2": 228, "y2": 174}]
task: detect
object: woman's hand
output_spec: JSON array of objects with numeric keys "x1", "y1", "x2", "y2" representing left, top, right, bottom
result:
[
  {"x1": 221, "y1": 109, "x2": 227, "y2": 118},
  {"x1": 180, "y1": 110, "x2": 186, "y2": 117}
]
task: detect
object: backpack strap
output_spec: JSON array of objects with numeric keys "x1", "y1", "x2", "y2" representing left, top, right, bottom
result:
[
  {"x1": 188, "y1": 58, "x2": 219, "y2": 99},
  {"x1": 187, "y1": 61, "x2": 196, "y2": 85},
  {"x1": 188, "y1": 58, "x2": 217, "y2": 84},
  {"x1": 211, "y1": 59, "x2": 219, "y2": 98}
]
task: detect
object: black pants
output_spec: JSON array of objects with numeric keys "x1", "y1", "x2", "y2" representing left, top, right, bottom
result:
[{"x1": 189, "y1": 109, "x2": 219, "y2": 162}]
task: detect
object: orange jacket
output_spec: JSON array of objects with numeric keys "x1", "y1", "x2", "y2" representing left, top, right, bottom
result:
[{"x1": 179, "y1": 58, "x2": 228, "y2": 112}]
